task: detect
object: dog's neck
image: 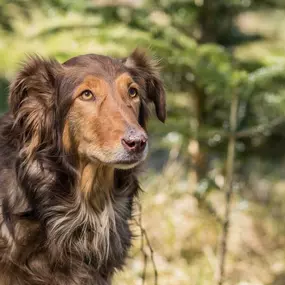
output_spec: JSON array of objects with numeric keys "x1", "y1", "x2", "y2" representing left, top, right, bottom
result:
[
  {"x1": 41, "y1": 159, "x2": 120, "y2": 266},
  {"x1": 80, "y1": 161, "x2": 114, "y2": 193},
  {"x1": 79, "y1": 160, "x2": 115, "y2": 210}
]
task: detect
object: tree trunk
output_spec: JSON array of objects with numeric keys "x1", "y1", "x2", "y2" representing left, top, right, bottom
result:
[{"x1": 188, "y1": 84, "x2": 207, "y2": 192}]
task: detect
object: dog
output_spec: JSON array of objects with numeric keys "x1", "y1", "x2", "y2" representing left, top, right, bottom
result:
[{"x1": 0, "y1": 49, "x2": 166, "y2": 285}]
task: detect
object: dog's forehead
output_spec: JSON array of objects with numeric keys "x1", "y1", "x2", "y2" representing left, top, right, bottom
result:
[{"x1": 63, "y1": 54, "x2": 126, "y2": 79}]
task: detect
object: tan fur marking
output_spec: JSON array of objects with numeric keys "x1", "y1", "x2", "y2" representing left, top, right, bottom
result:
[
  {"x1": 80, "y1": 162, "x2": 114, "y2": 199},
  {"x1": 80, "y1": 163, "x2": 96, "y2": 195},
  {"x1": 62, "y1": 120, "x2": 71, "y2": 152},
  {"x1": 115, "y1": 73, "x2": 134, "y2": 91},
  {"x1": 74, "y1": 75, "x2": 109, "y2": 99},
  {"x1": 115, "y1": 73, "x2": 141, "y2": 113}
]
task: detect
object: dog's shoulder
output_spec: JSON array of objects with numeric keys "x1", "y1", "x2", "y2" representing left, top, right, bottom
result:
[
  {"x1": 0, "y1": 113, "x2": 18, "y2": 198},
  {"x1": 0, "y1": 113, "x2": 17, "y2": 162}
]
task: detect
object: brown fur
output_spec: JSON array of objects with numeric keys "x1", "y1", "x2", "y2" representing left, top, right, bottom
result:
[{"x1": 0, "y1": 49, "x2": 166, "y2": 285}]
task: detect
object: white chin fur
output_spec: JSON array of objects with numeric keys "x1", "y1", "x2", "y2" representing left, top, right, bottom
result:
[{"x1": 114, "y1": 161, "x2": 141, "y2": 170}]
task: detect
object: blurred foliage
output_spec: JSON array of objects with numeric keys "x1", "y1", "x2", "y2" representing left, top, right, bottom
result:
[{"x1": 1, "y1": 0, "x2": 285, "y2": 284}]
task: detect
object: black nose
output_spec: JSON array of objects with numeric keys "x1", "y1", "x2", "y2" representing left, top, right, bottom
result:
[{"x1": 122, "y1": 131, "x2": 148, "y2": 153}]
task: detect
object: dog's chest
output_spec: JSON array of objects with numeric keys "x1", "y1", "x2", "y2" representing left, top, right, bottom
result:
[{"x1": 82, "y1": 194, "x2": 132, "y2": 269}]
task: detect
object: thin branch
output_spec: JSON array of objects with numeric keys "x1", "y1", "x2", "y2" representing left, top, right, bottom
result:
[
  {"x1": 135, "y1": 202, "x2": 158, "y2": 285},
  {"x1": 196, "y1": 196, "x2": 223, "y2": 224},
  {"x1": 143, "y1": 227, "x2": 158, "y2": 285},
  {"x1": 141, "y1": 247, "x2": 148, "y2": 285},
  {"x1": 138, "y1": 202, "x2": 148, "y2": 285},
  {"x1": 216, "y1": 92, "x2": 239, "y2": 285}
]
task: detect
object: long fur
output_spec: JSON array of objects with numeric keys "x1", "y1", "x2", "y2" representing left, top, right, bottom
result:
[{"x1": 0, "y1": 50, "x2": 165, "y2": 285}]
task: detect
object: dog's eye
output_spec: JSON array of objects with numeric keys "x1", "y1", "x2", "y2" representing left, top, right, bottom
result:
[
  {"x1": 80, "y1": 90, "x2": 95, "y2": 101},
  {"x1": 128, "y1": 87, "x2": 138, "y2": 98}
]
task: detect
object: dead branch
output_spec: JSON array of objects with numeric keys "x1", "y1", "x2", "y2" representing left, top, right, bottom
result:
[
  {"x1": 196, "y1": 196, "x2": 223, "y2": 225},
  {"x1": 135, "y1": 202, "x2": 158, "y2": 285}
]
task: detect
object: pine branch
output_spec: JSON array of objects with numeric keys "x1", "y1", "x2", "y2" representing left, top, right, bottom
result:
[
  {"x1": 205, "y1": 116, "x2": 285, "y2": 142},
  {"x1": 248, "y1": 64, "x2": 285, "y2": 86},
  {"x1": 235, "y1": 117, "x2": 285, "y2": 138}
]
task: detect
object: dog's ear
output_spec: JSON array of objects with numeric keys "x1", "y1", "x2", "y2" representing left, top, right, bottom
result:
[
  {"x1": 123, "y1": 48, "x2": 166, "y2": 123},
  {"x1": 9, "y1": 55, "x2": 62, "y2": 155}
]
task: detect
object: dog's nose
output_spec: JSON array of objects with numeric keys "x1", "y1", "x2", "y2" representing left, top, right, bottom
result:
[{"x1": 122, "y1": 131, "x2": 148, "y2": 153}]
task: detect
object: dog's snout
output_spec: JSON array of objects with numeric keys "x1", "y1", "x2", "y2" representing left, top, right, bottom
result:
[{"x1": 122, "y1": 130, "x2": 148, "y2": 153}]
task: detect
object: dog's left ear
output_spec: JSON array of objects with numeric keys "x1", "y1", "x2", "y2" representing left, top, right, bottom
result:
[{"x1": 123, "y1": 48, "x2": 166, "y2": 123}]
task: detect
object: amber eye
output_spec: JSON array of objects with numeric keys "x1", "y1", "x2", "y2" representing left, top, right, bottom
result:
[
  {"x1": 79, "y1": 90, "x2": 95, "y2": 101},
  {"x1": 128, "y1": 87, "x2": 138, "y2": 98}
]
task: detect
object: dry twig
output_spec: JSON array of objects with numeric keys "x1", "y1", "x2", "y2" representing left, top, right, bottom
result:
[
  {"x1": 216, "y1": 92, "x2": 239, "y2": 285},
  {"x1": 134, "y1": 202, "x2": 158, "y2": 285},
  {"x1": 196, "y1": 196, "x2": 223, "y2": 225}
]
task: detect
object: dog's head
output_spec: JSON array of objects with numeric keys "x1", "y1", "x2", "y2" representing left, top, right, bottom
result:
[{"x1": 9, "y1": 49, "x2": 166, "y2": 169}]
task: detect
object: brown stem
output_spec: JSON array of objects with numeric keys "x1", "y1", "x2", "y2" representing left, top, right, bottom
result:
[
  {"x1": 143, "y1": 228, "x2": 158, "y2": 285},
  {"x1": 216, "y1": 92, "x2": 239, "y2": 285},
  {"x1": 135, "y1": 202, "x2": 158, "y2": 285}
]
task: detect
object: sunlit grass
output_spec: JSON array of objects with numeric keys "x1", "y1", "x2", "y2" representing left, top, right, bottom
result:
[{"x1": 113, "y1": 160, "x2": 285, "y2": 285}]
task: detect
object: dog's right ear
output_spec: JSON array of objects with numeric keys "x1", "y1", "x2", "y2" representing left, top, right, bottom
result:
[{"x1": 9, "y1": 56, "x2": 62, "y2": 155}]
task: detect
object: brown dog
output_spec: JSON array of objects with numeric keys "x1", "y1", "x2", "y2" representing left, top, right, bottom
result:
[{"x1": 0, "y1": 49, "x2": 166, "y2": 285}]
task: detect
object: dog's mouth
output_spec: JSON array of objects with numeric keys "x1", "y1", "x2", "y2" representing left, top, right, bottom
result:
[
  {"x1": 89, "y1": 146, "x2": 148, "y2": 170},
  {"x1": 90, "y1": 157, "x2": 143, "y2": 170},
  {"x1": 114, "y1": 160, "x2": 142, "y2": 170},
  {"x1": 108, "y1": 153, "x2": 147, "y2": 170},
  {"x1": 115, "y1": 144, "x2": 148, "y2": 169}
]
